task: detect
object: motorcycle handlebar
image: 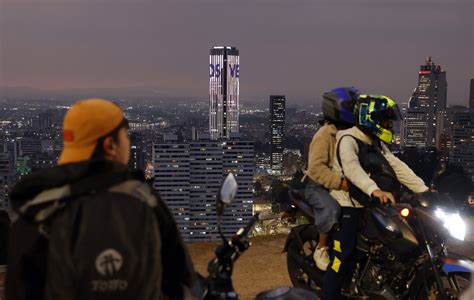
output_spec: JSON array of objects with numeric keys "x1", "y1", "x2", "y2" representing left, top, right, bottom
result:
[{"x1": 233, "y1": 213, "x2": 260, "y2": 242}]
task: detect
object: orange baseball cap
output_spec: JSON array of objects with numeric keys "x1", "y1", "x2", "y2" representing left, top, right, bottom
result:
[{"x1": 58, "y1": 98, "x2": 125, "y2": 165}]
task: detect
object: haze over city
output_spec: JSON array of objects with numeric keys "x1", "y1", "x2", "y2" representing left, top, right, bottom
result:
[{"x1": 1, "y1": 0, "x2": 473, "y2": 105}]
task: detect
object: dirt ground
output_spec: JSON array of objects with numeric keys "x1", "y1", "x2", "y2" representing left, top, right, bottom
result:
[
  {"x1": 187, "y1": 234, "x2": 291, "y2": 300},
  {"x1": 187, "y1": 217, "x2": 474, "y2": 300}
]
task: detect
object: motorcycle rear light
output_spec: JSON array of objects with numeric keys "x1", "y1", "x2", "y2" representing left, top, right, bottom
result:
[{"x1": 400, "y1": 208, "x2": 410, "y2": 217}]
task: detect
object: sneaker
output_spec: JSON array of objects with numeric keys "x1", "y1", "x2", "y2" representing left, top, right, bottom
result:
[{"x1": 313, "y1": 246, "x2": 330, "y2": 271}]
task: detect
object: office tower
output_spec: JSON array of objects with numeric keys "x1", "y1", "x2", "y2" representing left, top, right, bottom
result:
[
  {"x1": 129, "y1": 132, "x2": 145, "y2": 171},
  {"x1": 17, "y1": 138, "x2": 42, "y2": 156},
  {"x1": 209, "y1": 46, "x2": 240, "y2": 140},
  {"x1": 403, "y1": 109, "x2": 430, "y2": 148},
  {"x1": 32, "y1": 111, "x2": 54, "y2": 131},
  {"x1": 449, "y1": 110, "x2": 474, "y2": 181},
  {"x1": 0, "y1": 148, "x2": 17, "y2": 212},
  {"x1": 404, "y1": 57, "x2": 447, "y2": 148},
  {"x1": 470, "y1": 79, "x2": 474, "y2": 110},
  {"x1": 188, "y1": 136, "x2": 223, "y2": 240},
  {"x1": 270, "y1": 95, "x2": 286, "y2": 175},
  {"x1": 221, "y1": 139, "x2": 254, "y2": 237},
  {"x1": 153, "y1": 134, "x2": 254, "y2": 241},
  {"x1": 436, "y1": 106, "x2": 466, "y2": 162},
  {"x1": 153, "y1": 134, "x2": 190, "y2": 238}
]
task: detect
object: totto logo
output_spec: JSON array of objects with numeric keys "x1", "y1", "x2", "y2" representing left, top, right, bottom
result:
[{"x1": 95, "y1": 249, "x2": 123, "y2": 276}]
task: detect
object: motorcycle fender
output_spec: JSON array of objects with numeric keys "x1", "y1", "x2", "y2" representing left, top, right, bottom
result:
[
  {"x1": 282, "y1": 224, "x2": 316, "y2": 253},
  {"x1": 442, "y1": 257, "x2": 474, "y2": 275}
]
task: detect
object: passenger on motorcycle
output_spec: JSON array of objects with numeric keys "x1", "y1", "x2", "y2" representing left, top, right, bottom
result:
[
  {"x1": 304, "y1": 87, "x2": 359, "y2": 271},
  {"x1": 323, "y1": 94, "x2": 429, "y2": 299}
]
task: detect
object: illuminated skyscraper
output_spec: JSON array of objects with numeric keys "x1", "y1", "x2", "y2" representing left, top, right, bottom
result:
[
  {"x1": 270, "y1": 95, "x2": 286, "y2": 174},
  {"x1": 209, "y1": 46, "x2": 240, "y2": 140},
  {"x1": 404, "y1": 57, "x2": 447, "y2": 148}
]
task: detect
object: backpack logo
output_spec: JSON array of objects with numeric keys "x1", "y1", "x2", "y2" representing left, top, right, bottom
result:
[{"x1": 95, "y1": 249, "x2": 123, "y2": 276}]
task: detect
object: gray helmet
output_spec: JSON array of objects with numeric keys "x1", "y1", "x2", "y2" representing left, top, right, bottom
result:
[{"x1": 321, "y1": 87, "x2": 360, "y2": 125}]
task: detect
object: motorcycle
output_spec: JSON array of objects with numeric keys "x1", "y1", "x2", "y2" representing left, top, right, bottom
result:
[
  {"x1": 200, "y1": 173, "x2": 318, "y2": 300},
  {"x1": 283, "y1": 187, "x2": 473, "y2": 299}
]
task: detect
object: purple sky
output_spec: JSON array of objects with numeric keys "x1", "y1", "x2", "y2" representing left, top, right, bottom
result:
[{"x1": 1, "y1": 0, "x2": 473, "y2": 105}]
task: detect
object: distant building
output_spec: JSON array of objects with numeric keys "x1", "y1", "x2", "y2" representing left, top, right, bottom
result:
[
  {"x1": 404, "y1": 57, "x2": 447, "y2": 148},
  {"x1": 129, "y1": 132, "x2": 145, "y2": 171},
  {"x1": 188, "y1": 134, "x2": 223, "y2": 240},
  {"x1": 221, "y1": 139, "x2": 254, "y2": 237},
  {"x1": 29, "y1": 151, "x2": 59, "y2": 171},
  {"x1": 403, "y1": 109, "x2": 430, "y2": 148},
  {"x1": 153, "y1": 134, "x2": 254, "y2": 241},
  {"x1": 0, "y1": 148, "x2": 17, "y2": 213},
  {"x1": 436, "y1": 106, "x2": 471, "y2": 162},
  {"x1": 32, "y1": 111, "x2": 54, "y2": 131},
  {"x1": 270, "y1": 95, "x2": 286, "y2": 175},
  {"x1": 470, "y1": 79, "x2": 474, "y2": 110},
  {"x1": 449, "y1": 110, "x2": 474, "y2": 181},
  {"x1": 209, "y1": 46, "x2": 240, "y2": 140},
  {"x1": 153, "y1": 134, "x2": 191, "y2": 238},
  {"x1": 17, "y1": 138, "x2": 42, "y2": 156}
]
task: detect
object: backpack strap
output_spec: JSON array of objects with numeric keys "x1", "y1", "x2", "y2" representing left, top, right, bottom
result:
[
  {"x1": 108, "y1": 180, "x2": 157, "y2": 208},
  {"x1": 335, "y1": 134, "x2": 373, "y2": 207},
  {"x1": 335, "y1": 134, "x2": 358, "y2": 177},
  {"x1": 21, "y1": 171, "x2": 135, "y2": 224}
]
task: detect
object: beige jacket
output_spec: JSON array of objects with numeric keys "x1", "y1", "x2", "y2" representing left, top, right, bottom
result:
[
  {"x1": 330, "y1": 126, "x2": 429, "y2": 207},
  {"x1": 306, "y1": 123, "x2": 344, "y2": 190}
]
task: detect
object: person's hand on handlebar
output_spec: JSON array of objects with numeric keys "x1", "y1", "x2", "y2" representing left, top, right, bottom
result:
[{"x1": 372, "y1": 190, "x2": 396, "y2": 205}]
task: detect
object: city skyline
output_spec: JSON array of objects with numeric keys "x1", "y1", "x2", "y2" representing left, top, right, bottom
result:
[{"x1": 1, "y1": 1, "x2": 473, "y2": 106}]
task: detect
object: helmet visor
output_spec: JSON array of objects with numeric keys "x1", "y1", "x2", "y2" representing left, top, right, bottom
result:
[{"x1": 371, "y1": 104, "x2": 402, "y2": 124}]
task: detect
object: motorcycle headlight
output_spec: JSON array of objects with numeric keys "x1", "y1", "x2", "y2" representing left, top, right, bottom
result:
[{"x1": 434, "y1": 209, "x2": 466, "y2": 241}]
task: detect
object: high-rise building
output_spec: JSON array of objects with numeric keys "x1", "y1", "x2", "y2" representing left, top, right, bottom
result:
[
  {"x1": 129, "y1": 132, "x2": 145, "y2": 171},
  {"x1": 18, "y1": 138, "x2": 42, "y2": 156},
  {"x1": 404, "y1": 57, "x2": 447, "y2": 148},
  {"x1": 270, "y1": 95, "x2": 286, "y2": 175},
  {"x1": 209, "y1": 46, "x2": 240, "y2": 140},
  {"x1": 32, "y1": 111, "x2": 54, "y2": 131},
  {"x1": 449, "y1": 110, "x2": 474, "y2": 181},
  {"x1": 0, "y1": 147, "x2": 17, "y2": 213},
  {"x1": 221, "y1": 139, "x2": 254, "y2": 237},
  {"x1": 403, "y1": 109, "x2": 430, "y2": 148},
  {"x1": 188, "y1": 136, "x2": 223, "y2": 240},
  {"x1": 470, "y1": 79, "x2": 474, "y2": 110},
  {"x1": 153, "y1": 134, "x2": 190, "y2": 238},
  {"x1": 153, "y1": 134, "x2": 254, "y2": 241},
  {"x1": 436, "y1": 106, "x2": 467, "y2": 162}
]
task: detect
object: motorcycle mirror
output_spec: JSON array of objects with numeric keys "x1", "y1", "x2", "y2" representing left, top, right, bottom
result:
[
  {"x1": 220, "y1": 173, "x2": 238, "y2": 205},
  {"x1": 217, "y1": 173, "x2": 238, "y2": 218}
]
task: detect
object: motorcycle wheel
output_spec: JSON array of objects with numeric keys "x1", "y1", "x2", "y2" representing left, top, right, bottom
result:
[{"x1": 286, "y1": 225, "x2": 323, "y2": 293}]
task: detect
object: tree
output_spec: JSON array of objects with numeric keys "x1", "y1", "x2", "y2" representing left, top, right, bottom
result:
[{"x1": 253, "y1": 180, "x2": 264, "y2": 196}]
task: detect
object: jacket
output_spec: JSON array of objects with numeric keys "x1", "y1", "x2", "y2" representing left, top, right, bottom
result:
[
  {"x1": 330, "y1": 127, "x2": 429, "y2": 207},
  {"x1": 6, "y1": 160, "x2": 196, "y2": 300},
  {"x1": 306, "y1": 123, "x2": 344, "y2": 190}
]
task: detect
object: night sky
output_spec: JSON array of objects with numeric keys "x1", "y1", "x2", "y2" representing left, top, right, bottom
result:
[{"x1": 1, "y1": 0, "x2": 473, "y2": 105}]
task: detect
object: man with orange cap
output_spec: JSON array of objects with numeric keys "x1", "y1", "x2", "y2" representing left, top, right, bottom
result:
[{"x1": 6, "y1": 99, "x2": 197, "y2": 300}]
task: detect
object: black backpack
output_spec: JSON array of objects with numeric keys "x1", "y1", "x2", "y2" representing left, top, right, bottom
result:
[
  {"x1": 6, "y1": 173, "x2": 162, "y2": 300},
  {"x1": 336, "y1": 134, "x2": 402, "y2": 206}
]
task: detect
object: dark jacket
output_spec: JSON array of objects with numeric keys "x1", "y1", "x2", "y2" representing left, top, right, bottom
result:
[{"x1": 6, "y1": 160, "x2": 196, "y2": 300}]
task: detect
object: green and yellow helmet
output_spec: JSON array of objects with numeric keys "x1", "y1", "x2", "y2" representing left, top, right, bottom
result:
[{"x1": 356, "y1": 94, "x2": 402, "y2": 144}]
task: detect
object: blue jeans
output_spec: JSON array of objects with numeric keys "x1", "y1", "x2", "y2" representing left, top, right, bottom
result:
[{"x1": 304, "y1": 179, "x2": 341, "y2": 234}]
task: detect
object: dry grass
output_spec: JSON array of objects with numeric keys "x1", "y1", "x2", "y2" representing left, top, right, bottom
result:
[{"x1": 187, "y1": 234, "x2": 292, "y2": 300}]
